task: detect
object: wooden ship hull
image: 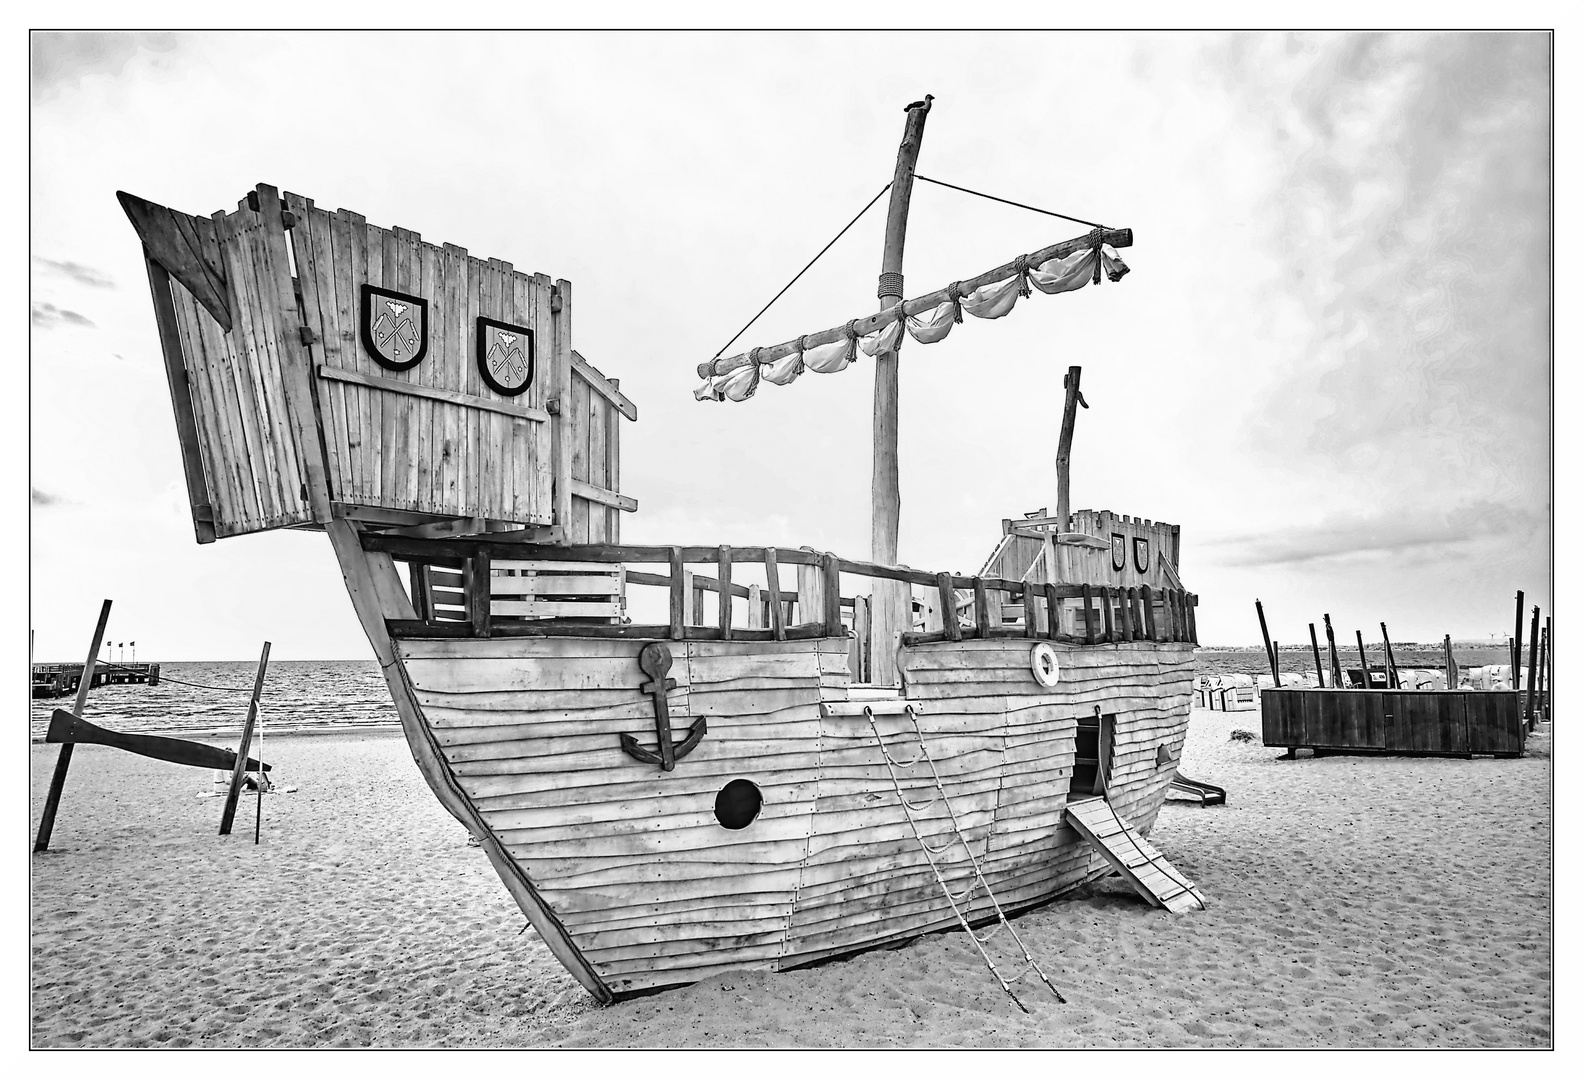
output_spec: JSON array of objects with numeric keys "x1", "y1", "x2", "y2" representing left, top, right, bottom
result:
[{"x1": 123, "y1": 179, "x2": 1204, "y2": 1003}]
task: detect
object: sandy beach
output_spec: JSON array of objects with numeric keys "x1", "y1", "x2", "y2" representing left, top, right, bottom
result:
[{"x1": 30, "y1": 706, "x2": 1551, "y2": 1048}]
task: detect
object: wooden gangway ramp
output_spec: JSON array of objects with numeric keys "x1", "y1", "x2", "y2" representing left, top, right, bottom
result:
[{"x1": 1065, "y1": 798, "x2": 1204, "y2": 913}]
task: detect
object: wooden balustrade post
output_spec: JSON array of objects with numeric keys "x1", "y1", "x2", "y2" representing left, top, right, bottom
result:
[
  {"x1": 1082, "y1": 585, "x2": 1096, "y2": 645},
  {"x1": 1187, "y1": 593, "x2": 1198, "y2": 644},
  {"x1": 718, "y1": 545, "x2": 733, "y2": 640},
  {"x1": 936, "y1": 572, "x2": 962, "y2": 642},
  {"x1": 1142, "y1": 584, "x2": 1157, "y2": 641},
  {"x1": 668, "y1": 548, "x2": 685, "y2": 639},
  {"x1": 1022, "y1": 587, "x2": 1039, "y2": 638},
  {"x1": 1044, "y1": 582, "x2": 1060, "y2": 641},
  {"x1": 467, "y1": 548, "x2": 491, "y2": 638},
  {"x1": 823, "y1": 553, "x2": 843, "y2": 636},
  {"x1": 764, "y1": 547, "x2": 786, "y2": 641},
  {"x1": 973, "y1": 578, "x2": 989, "y2": 639},
  {"x1": 1102, "y1": 588, "x2": 1115, "y2": 643},
  {"x1": 1356, "y1": 630, "x2": 1371, "y2": 689}
]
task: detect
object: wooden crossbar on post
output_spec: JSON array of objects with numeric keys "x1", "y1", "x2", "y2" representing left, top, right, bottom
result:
[
  {"x1": 34, "y1": 599, "x2": 114, "y2": 853},
  {"x1": 219, "y1": 641, "x2": 272, "y2": 836}
]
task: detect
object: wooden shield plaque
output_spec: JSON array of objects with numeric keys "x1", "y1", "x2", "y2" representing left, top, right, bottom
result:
[
  {"x1": 360, "y1": 285, "x2": 429, "y2": 371},
  {"x1": 1111, "y1": 533, "x2": 1126, "y2": 573},
  {"x1": 477, "y1": 316, "x2": 535, "y2": 397}
]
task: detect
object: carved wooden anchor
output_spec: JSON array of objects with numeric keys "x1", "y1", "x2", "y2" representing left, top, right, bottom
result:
[{"x1": 619, "y1": 642, "x2": 706, "y2": 771}]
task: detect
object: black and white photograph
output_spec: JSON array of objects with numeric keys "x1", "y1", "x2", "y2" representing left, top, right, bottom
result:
[{"x1": 27, "y1": 24, "x2": 1561, "y2": 1050}]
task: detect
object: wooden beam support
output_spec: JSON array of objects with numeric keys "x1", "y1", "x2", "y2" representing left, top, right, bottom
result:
[
  {"x1": 1044, "y1": 582, "x2": 1060, "y2": 641},
  {"x1": 571, "y1": 350, "x2": 638, "y2": 420},
  {"x1": 973, "y1": 577, "x2": 989, "y2": 639},
  {"x1": 34, "y1": 599, "x2": 113, "y2": 853},
  {"x1": 1102, "y1": 587, "x2": 1115, "y2": 643},
  {"x1": 1082, "y1": 585, "x2": 1096, "y2": 646},
  {"x1": 1309, "y1": 622, "x2": 1326, "y2": 689},
  {"x1": 1142, "y1": 584, "x2": 1157, "y2": 641}
]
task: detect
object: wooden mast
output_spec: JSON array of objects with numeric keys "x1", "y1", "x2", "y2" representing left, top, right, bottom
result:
[
  {"x1": 870, "y1": 94, "x2": 932, "y2": 687},
  {"x1": 1055, "y1": 365, "x2": 1086, "y2": 531}
]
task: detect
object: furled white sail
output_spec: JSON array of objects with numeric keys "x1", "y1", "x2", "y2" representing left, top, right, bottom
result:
[{"x1": 695, "y1": 239, "x2": 1130, "y2": 402}]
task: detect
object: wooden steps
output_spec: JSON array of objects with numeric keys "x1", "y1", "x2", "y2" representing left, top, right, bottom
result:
[{"x1": 1064, "y1": 797, "x2": 1203, "y2": 913}]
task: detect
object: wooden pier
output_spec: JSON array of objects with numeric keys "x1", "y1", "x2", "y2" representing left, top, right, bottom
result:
[{"x1": 32, "y1": 662, "x2": 160, "y2": 698}]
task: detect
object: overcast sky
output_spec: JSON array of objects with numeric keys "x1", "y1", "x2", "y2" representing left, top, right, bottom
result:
[{"x1": 27, "y1": 30, "x2": 1557, "y2": 660}]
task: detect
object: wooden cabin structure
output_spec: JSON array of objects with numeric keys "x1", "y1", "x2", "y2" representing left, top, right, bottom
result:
[{"x1": 122, "y1": 184, "x2": 634, "y2": 547}]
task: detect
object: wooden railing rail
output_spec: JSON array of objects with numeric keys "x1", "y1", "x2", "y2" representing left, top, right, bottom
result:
[{"x1": 364, "y1": 533, "x2": 1197, "y2": 647}]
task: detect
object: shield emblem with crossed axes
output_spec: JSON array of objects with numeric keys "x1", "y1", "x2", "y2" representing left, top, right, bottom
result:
[
  {"x1": 360, "y1": 285, "x2": 429, "y2": 371},
  {"x1": 476, "y1": 316, "x2": 536, "y2": 397},
  {"x1": 1111, "y1": 533, "x2": 1127, "y2": 573}
]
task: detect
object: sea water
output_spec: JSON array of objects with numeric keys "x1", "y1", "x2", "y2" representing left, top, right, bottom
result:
[{"x1": 29, "y1": 659, "x2": 398, "y2": 742}]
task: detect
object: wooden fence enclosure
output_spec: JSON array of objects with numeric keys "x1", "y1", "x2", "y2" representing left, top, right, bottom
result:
[{"x1": 1261, "y1": 689, "x2": 1524, "y2": 757}]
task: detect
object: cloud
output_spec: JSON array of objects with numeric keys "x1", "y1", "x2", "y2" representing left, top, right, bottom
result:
[
  {"x1": 31, "y1": 31, "x2": 180, "y2": 98},
  {"x1": 32, "y1": 487, "x2": 63, "y2": 507},
  {"x1": 1203, "y1": 498, "x2": 1545, "y2": 567},
  {"x1": 1206, "y1": 33, "x2": 1550, "y2": 509},
  {"x1": 34, "y1": 257, "x2": 114, "y2": 288},
  {"x1": 31, "y1": 302, "x2": 95, "y2": 329}
]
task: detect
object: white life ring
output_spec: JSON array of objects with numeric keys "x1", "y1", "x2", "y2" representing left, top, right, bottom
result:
[{"x1": 1031, "y1": 643, "x2": 1061, "y2": 688}]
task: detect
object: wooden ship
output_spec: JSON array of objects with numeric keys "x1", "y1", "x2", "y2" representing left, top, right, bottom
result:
[{"x1": 120, "y1": 99, "x2": 1204, "y2": 1005}]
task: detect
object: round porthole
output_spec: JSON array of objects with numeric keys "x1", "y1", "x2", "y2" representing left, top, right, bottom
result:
[
  {"x1": 1031, "y1": 642, "x2": 1061, "y2": 688},
  {"x1": 714, "y1": 779, "x2": 762, "y2": 830}
]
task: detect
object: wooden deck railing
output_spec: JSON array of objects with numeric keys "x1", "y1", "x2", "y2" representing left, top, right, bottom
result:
[{"x1": 361, "y1": 535, "x2": 1198, "y2": 646}]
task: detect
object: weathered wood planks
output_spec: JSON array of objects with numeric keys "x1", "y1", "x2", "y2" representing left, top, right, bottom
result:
[{"x1": 394, "y1": 630, "x2": 1196, "y2": 995}]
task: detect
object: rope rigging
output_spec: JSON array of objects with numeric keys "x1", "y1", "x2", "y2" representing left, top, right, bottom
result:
[
  {"x1": 913, "y1": 174, "x2": 1105, "y2": 230},
  {"x1": 707, "y1": 182, "x2": 892, "y2": 361}
]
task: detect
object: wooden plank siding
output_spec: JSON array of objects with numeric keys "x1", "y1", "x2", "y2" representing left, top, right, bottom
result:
[
  {"x1": 1261, "y1": 689, "x2": 1523, "y2": 757},
  {"x1": 130, "y1": 186, "x2": 631, "y2": 541},
  {"x1": 394, "y1": 633, "x2": 1195, "y2": 994}
]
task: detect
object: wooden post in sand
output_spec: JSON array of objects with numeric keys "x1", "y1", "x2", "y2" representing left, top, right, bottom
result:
[
  {"x1": 1322, "y1": 614, "x2": 1344, "y2": 688},
  {"x1": 1308, "y1": 623, "x2": 1326, "y2": 689},
  {"x1": 1255, "y1": 600, "x2": 1277, "y2": 685},
  {"x1": 1380, "y1": 623, "x2": 1399, "y2": 689},
  {"x1": 1355, "y1": 630, "x2": 1371, "y2": 688},
  {"x1": 869, "y1": 95, "x2": 933, "y2": 689},
  {"x1": 1525, "y1": 606, "x2": 1541, "y2": 728},
  {"x1": 1512, "y1": 590, "x2": 1524, "y2": 689},
  {"x1": 34, "y1": 599, "x2": 114, "y2": 853},
  {"x1": 219, "y1": 641, "x2": 272, "y2": 836}
]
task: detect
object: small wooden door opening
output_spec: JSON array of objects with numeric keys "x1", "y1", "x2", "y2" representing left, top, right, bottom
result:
[{"x1": 1071, "y1": 711, "x2": 1115, "y2": 799}]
